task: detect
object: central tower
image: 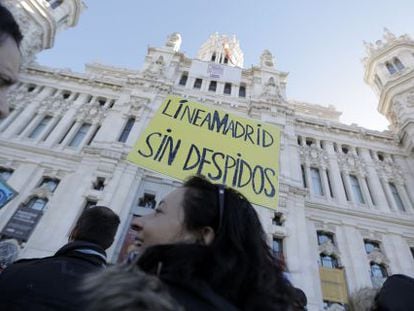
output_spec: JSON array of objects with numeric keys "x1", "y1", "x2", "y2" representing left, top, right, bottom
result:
[{"x1": 197, "y1": 33, "x2": 244, "y2": 68}]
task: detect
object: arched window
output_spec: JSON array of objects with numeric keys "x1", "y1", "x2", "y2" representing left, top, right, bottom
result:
[
  {"x1": 385, "y1": 62, "x2": 397, "y2": 75},
  {"x1": 393, "y1": 57, "x2": 405, "y2": 71},
  {"x1": 268, "y1": 77, "x2": 276, "y2": 86},
  {"x1": 310, "y1": 167, "x2": 323, "y2": 196}
]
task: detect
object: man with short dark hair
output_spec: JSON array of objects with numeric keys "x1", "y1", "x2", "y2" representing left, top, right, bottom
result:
[
  {"x1": 0, "y1": 3, "x2": 23, "y2": 118},
  {"x1": 0, "y1": 206, "x2": 120, "y2": 311}
]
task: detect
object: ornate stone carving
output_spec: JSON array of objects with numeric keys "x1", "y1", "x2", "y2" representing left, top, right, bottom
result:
[
  {"x1": 260, "y1": 50, "x2": 275, "y2": 68},
  {"x1": 299, "y1": 144, "x2": 329, "y2": 167},
  {"x1": 38, "y1": 97, "x2": 71, "y2": 115},
  {"x1": 165, "y1": 32, "x2": 182, "y2": 52},
  {"x1": 367, "y1": 249, "x2": 389, "y2": 265},
  {"x1": 337, "y1": 153, "x2": 367, "y2": 176},
  {"x1": 374, "y1": 159, "x2": 404, "y2": 181},
  {"x1": 143, "y1": 57, "x2": 166, "y2": 79},
  {"x1": 319, "y1": 240, "x2": 339, "y2": 257},
  {"x1": 77, "y1": 102, "x2": 107, "y2": 123},
  {"x1": 6, "y1": 90, "x2": 35, "y2": 110}
]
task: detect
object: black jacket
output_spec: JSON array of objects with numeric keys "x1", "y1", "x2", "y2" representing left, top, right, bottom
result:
[
  {"x1": 0, "y1": 240, "x2": 107, "y2": 311},
  {"x1": 376, "y1": 274, "x2": 414, "y2": 311}
]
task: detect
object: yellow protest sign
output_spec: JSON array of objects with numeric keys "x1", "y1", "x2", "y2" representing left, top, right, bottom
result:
[{"x1": 127, "y1": 96, "x2": 281, "y2": 209}]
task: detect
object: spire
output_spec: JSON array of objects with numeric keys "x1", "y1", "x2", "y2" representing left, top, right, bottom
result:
[{"x1": 197, "y1": 33, "x2": 244, "y2": 67}]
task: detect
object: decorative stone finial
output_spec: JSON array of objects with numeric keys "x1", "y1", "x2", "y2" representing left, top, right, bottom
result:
[
  {"x1": 165, "y1": 32, "x2": 182, "y2": 52},
  {"x1": 260, "y1": 50, "x2": 275, "y2": 68}
]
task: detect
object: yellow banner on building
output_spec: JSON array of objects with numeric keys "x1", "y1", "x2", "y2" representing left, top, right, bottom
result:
[
  {"x1": 319, "y1": 267, "x2": 349, "y2": 304},
  {"x1": 127, "y1": 96, "x2": 281, "y2": 209}
]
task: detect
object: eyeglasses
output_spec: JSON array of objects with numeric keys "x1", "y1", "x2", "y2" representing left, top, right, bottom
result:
[{"x1": 217, "y1": 184, "x2": 225, "y2": 232}]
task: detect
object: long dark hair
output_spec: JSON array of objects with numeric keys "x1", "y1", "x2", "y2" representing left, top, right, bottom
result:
[{"x1": 137, "y1": 175, "x2": 294, "y2": 310}]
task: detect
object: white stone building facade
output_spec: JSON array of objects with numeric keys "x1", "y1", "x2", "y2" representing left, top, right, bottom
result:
[{"x1": 1, "y1": 1, "x2": 414, "y2": 310}]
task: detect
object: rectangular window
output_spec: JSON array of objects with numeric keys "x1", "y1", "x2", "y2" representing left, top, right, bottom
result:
[
  {"x1": 193, "y1": 78, "x2": 202, "y2": 89},
  {"x1": 364, "y1": 240, "x2": 380, "y2": 254},
  {"x1": 239, "y1": 85, "x2": 246, "y2": 98},
  {"x1": 317, "y1": 231, "x2": 335, "y2": 245},
  {"x1": 272, "y1": 212, "x2": 284, "y2": 226},
  {"x1": 272, "y1": 237, "x2": 283, "y2": 259},
  {"x1": 118, "y1": 117, "x2": 135, "y2": 143},
  {"x1": 138, "y1": 193, "x2": 157, "y2": 209},
  {"x1": 224, "y1": 83, "x2": 232, "y2": 95},
  {"x1": 310, "y1": 167, "x2": 323, "y2": 196},
  {"x1": 208, "y1": 81, "x2": 217, "y2": 92},
  {"x1": 389, "y1": 182, "x2": 405, "y2": 211},
  {"x1": 68, "y1": 123, "x2": 91, "y2": 147},
  {"x1": 410, "y1": 247, "x2": 414, "y2": 259},
  {"x1": 28, "y1": 115, "x2": 52, "y2": 139},
  {"x1": 350, "y1": 175, "x2": 365, "y2": 204},
  {"x1": 0, "y1": 167, "x2": 14, "y2": 181},
  {"x1": 179, "y1": 72, "x2": 188, "y2": 86},
  {"x1": 93, "y1": 177, "x2": 105, "y2": 191}
]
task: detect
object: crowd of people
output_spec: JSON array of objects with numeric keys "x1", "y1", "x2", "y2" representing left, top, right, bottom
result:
[{"x1": 1, "y1": 3, "x2": 414, "y2": 311}]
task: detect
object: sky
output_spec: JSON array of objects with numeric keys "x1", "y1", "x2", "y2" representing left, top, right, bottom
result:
[{"x1": 37, "y1": 0, "x2": 414, "y2": 131}]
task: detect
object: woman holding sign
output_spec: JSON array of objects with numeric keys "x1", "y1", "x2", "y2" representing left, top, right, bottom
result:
[{"x1": 124, "y1": 175, "x2": 295, "y2": 310}]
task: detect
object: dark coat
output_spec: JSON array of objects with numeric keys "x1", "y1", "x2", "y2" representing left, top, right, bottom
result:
[{"x1": 0, "y1": 240, "x2": 107, "y2": 311}]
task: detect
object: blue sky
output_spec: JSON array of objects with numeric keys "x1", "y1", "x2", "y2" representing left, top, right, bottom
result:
[{"x1": 38, "y1": 0, "x2": 414, "y2": 131}]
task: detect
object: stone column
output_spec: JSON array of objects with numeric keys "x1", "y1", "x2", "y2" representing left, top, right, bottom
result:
[
  {"x1": 342, "y1": 171, "x2": 354, "y2": 203},
  {"x1": 43, "y1": 94, "x2": 88, "y2": 147},
  {"x1": 325, "y1": 142, "x2": 347, "y2": 203},
  {"x1": 36, "y1": 115, "x2": 61, "y2": 143},
  {"x1": 60, "y1": 121, "x2": 82, "y2": 147},
  {"x1": 360, "y1": 176, "x2": 374, "y2": 208},
  {"x1": 359, "y1": 148, "x2": 389, "y2": 212},
  {"x1": 304, "y1": 163, "x2": 312, "y2": 195},
  {"x1": 0, "y1": 108, "x2": 23, "y2": 132},
  {"x1": 320, "y1": 167, "x2": 331, "y2": 200},
  {"x1": 397, "y1": 183, "x2": 413, "y2": 213},
  {"x1": 380, "y1": 178, "x2": 398, "y2": 212},
  {"x1": 19, "y1": 114, "x2": 43, "y2": 138}
]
